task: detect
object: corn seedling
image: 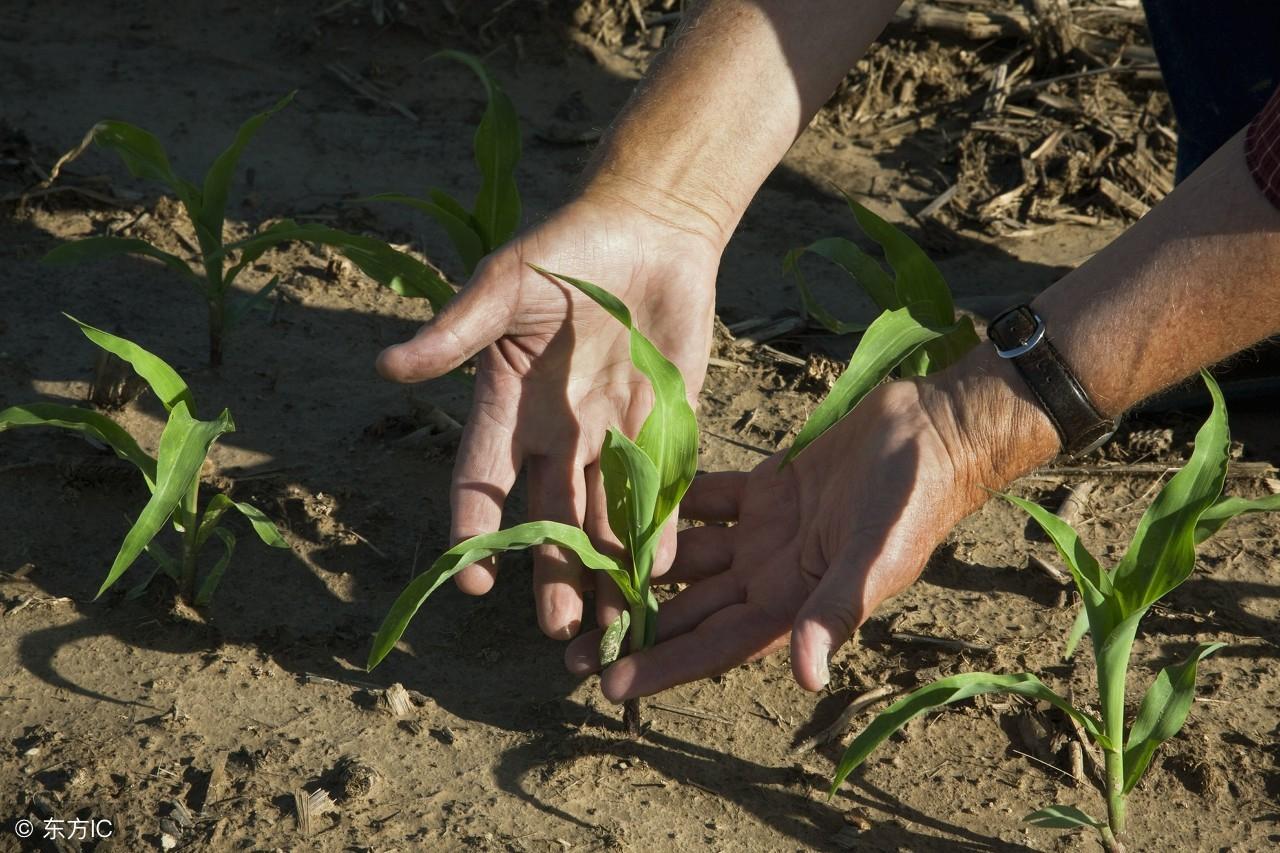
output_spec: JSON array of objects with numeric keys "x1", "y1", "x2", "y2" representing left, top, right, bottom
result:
[
  {"x1": 782, "y1": 193, "x2": 978, "y2": 462},
  {"x1": 44, "y1": 95, "x2": 450, "y2": 366},
  {"x1": 826, "y1": 374, "x2": 1280, "y2": 851},
  {"x1": 362, "y1": 51, "x2": 522, "y2": 278},
  {"x1": 0, "y1": 316, "x2": 288, "y2": 604},
  {"x1": 367, "y1": 267, "x2": 697, "y2": 734},
  {"x1": 215, "y1": 53, "x2": 520, "y2": 339}
]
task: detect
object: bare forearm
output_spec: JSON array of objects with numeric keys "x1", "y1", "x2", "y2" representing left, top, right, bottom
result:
[
  {"x1": 1039, "y1": 129, "x2": 1280, "y2": 414},
  {"x1": 940, "y1": 128, "x2": 1280, "y2": 495},
  {"x1": 582, "y1": 0, "x2": 903, "y2": 246}
]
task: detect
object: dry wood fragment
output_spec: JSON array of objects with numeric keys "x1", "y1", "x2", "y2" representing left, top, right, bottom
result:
[
  {"x1": 731, "y1": 315, "x2": 806, "y2": 348},
  {"x1": 1099, "y1": 176, "x2": 1150, "y2": 218},
  {"x1": 1031, "y1": 461, "x2": 1277, "y2": 479},
  {"x1": 380, "y1": 683, "x2": 414, "y2": 717},
  {"x1": 294, "y1": 788, "x2": 336, "y2": 838},
  {"x1": 917, "y1": 184, "x2": 958, "y2": 220},
  {"x1": 890, "y1": 631, "x2": 990, "y2": 652},
  {"x1": 1029, "y1": 555, "x2": 1072, "y2": 586},
  {"x1": 791, "y1": 685, "x2": 895, "y2": 753},
  {"x1": 326, "y1": 62, "x2": 418, "y2": 122},
  {"x1": 649, "y1": 702, "x2": 733, "y2": 724}
]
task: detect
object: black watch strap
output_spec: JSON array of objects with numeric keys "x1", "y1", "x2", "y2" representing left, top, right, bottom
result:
[{"x1": 987, "y1": 306, "x2": 1116, "y2": 457}]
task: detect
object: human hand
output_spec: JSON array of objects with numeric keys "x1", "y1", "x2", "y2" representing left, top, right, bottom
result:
[
  {"x1": 376, "y1": 187, "x2": 723, "y2": 640},
  {"x1": 565, "y1": 356, "x2": 1059, "y2": 698}
]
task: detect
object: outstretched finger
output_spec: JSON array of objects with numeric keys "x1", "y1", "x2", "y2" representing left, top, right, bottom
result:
[
  {"x1": 680, "y1": 471, "x2": 748, "y2": 522},
  {"x1": 790, "y1": 538, "x2": 921, "y2": 692},
  {"x1": 600, "y1": 603, "x2": 790, "y2": 701},
  {"x1": 528, "y1": 454, "x2": 589, "y2": 640},
  {"x1": 449, "y1": 375, "x2": 522, "y2": 596}
]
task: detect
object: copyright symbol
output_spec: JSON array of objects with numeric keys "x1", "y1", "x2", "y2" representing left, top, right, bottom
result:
[{"x1": 14, "y1": 818, "x2": 33, "y2": 838}]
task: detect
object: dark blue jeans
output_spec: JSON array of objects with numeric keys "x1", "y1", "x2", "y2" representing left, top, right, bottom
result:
[{"x1": 1142, "y1": 1, "x2": 1280, "y2": 181}]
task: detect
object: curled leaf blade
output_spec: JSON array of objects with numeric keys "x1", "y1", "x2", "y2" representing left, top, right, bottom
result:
[
  {"x1": 64, "y1": 314, "x2": 193, "y2": 414},
  {"x1": 43, "y1": 236, "x2": 198, "y2": 282},
  {"x1": 0, "y1": 402, "x2": 157, "y2": 489},
  {"x1": 200, "y1": 93, "x2": 294, "y2": 244},
  {"x1": 367, "y1": 522, "x2": 633, "y2": 670},
  {"x1": 1121, "y1": 641, "x2": 1225, "y2": 793},
  {"x1": 366, "y1": 192, "x2": 486, "y2": 275},
  {"x1": 1112, "y1": 372, "x2": 1230, "y2": 613},
  {"x1": 98, "y1": 404, "x2": 233, "y2": 597},
  {"x1": 534, "y1": 267, "x2": 698, "y2": 532},
  {"x1": 437, "y1": 50, "x2": 521, "y2": 248},
  {"x1": 831, "y1": 672, "x2": 1105, "y2": 794},
  {"x1": 1023, "y1": 804, "x2": 1103, "y2": 830},
  {"x1": 783, "y1": 306, "x2": 947, "y2": 464}
]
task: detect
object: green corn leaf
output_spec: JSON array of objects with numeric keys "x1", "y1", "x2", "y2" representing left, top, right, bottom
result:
[
  {"x1": 90, "y1": 120, "x2": 201, "y2": 212},
  {"x1": 223, "y1": 220, "x2": 455, "y2": 311},
  {"x1": 599, "y1": 610, "x2": 631, "y2": 666},
  {"x1": 783, "y1": 240, "x2": 889, "y2": 335},
  {"x1": 65, "y1": 314, "x2": 194, "y2": 414},
  {"x1": 43, "y1": 237, "x2": 200, "y2": 282},
  {"x1": 921, "y1": 314, "x2": 979, "y2": 374},
  {"x1": 831, "y1": 672, "x2": 1106, "y2": 794},
  {"x1": 842, "y1": 193, "x2": 954, "y2": 328},
  {"x1": 225, "y1": 274, "x2": 280, "y2": 330},
  {"x1": 783, "y1": 306, "x2": 949, "y2": 464},
  {"x1": 230, "y1": 498, "x2": 289, "y2": 548},
  {"x1": 1194, "y1": 493, "x2": 1280, "y2": 543},
  {"x1": 199, "y1": 93, "x2": 294, "y2": 247},
  {"x1": 438, "y1": 50, "x2": 522, "y2": 248},
  {"x1": 1023, "y1": 804, "x2": 1103, "y2": 830},
  {"x1": 1121, "y1": 641, "x2": 1225, "y2": 793},
  {"x1": 0, "y1": 403, "x2": 157, "y2": 489},
  {"x1": 1111, "y1": 372, "x2": 1229, "y2": 613},
  {"x1": 534, "y1": 267, "x2": 698, "y2": 531},
  {"x1": 195, "y1": 527, "x2": 236, "y2": 606},
  {"x1": 600, "y1": 428, "x2": 660, "y2": 554},
  {"x1": 198, "y1": 493, "x2": 288, "y2": 552},
  {"x1": 98, "y1": 403, "x2": 233, "y2": 597},
  {"x1": 429, "y1": 189, "x2": 480, "y2": 232},
  {"x1": 1063, "y1": 606, "x2": 1090, "y2": 659},
  {"x1": 143, "y1": 539, "x2": 180, "y2": 580},
  {"x1": 1001, "y1": 494, "x2": 1110, "y2": 600},
  {"x1": 365, "y1": 192, "x2": 486, "y2": 274},
  {"x1": 367, "y1": 522, "x2": 633, "y2": 670},
  {"x1": 196, "y1": 493, "x2": 234, "y2": 552}
]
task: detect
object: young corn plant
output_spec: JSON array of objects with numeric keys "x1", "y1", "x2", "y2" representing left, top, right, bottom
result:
[
  {"x1": 362, "y1": 50, "x2": 522, "y2": 277},
  {"x1": 43, "y1": 95, "x2": 450, "y2": 366},
  {"x1": 825, "y1": 374, "x2": 1280, "y2": 851},
  {"x1": 782, "y1": 193, "x2": 978, "y2": 460},
  {"x1": 0, "y1": 316, "x2": 288, "y2": 604},
  {"x1": 217, "y1": 52, "x2": 521, "y2": 333},
  {"x1": 366, "y1": 266, "x2": 697, "y2": 734}
]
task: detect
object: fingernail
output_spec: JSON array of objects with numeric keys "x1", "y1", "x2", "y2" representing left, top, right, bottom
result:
[{"x1": 814, "y1": 643, "x2": 831, "y2": 687}]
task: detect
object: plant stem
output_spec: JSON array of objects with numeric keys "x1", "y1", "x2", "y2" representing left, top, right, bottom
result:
[
  {"x1": 623, "y1": 699, "x2": 642, "y2": 737},
  {"x1": 208, "y1": 300, "x2": 224, "y2": 368},
  {"x1": 176, "y1": 476, "x2": 201, "y2": 601},
  {"x1": 1103, "y1": 747, "x2": 1127, "y2": 840}
]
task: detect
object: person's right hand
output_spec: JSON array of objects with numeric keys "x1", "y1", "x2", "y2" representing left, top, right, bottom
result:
[{"x1": 376, "y1": 185, "x2": 725, "y2": 642}]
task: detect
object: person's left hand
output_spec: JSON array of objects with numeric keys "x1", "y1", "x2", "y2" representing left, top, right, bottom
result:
[{"x1": 564, "y1": 370, "x2": 1042, "y2": 698}]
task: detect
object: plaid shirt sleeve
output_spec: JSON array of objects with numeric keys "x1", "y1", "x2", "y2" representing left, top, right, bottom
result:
[{"x1": 1246, "y1": 85, "x2": 1280, "y2": 209}]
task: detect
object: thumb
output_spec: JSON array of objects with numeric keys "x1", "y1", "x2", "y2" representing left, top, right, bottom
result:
[
  {"x1": 789, "y1": 549, "x2": 886, "y2": 692},
  {"x1": 376, "y1": 271, "x2": 516, "y2": 382}
]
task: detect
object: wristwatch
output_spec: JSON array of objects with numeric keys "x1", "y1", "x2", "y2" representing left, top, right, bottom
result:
[{"x1": 987, "y1": 305, "x2": 1117, "y2": 458}]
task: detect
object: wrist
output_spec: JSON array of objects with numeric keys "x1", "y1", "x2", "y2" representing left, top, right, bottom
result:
[
  {"x1": 920, "y1": 345, "x2": 1062, "y2": 503},
  {"x1": 575, "y1": 161, "x2": 740, "y2": 254}
]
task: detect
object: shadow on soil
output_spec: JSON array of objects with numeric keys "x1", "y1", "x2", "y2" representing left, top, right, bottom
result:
[{"x1": 0, "y1": 2, "x2": 1204, "y2": 848}]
